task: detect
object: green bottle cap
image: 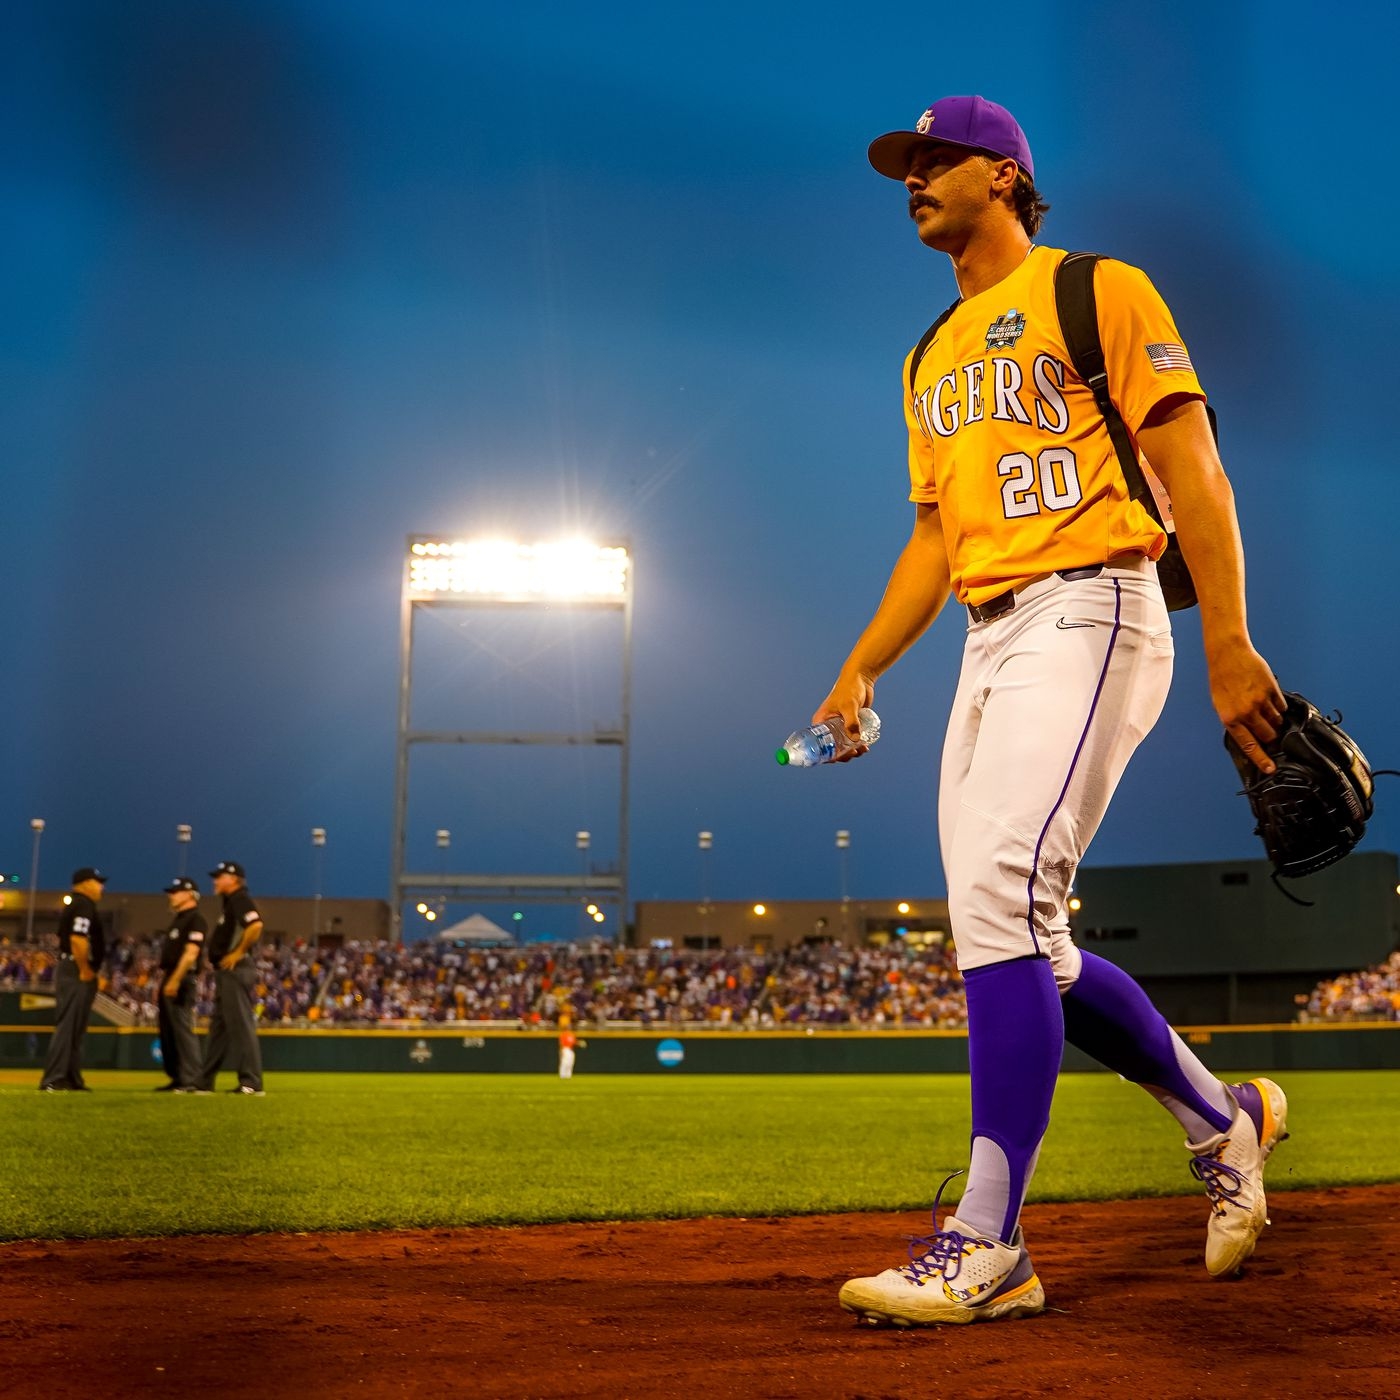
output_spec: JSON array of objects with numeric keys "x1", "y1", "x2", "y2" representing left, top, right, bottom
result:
[{"x1": 774, "y1": 748, "x2": 789, "y2": 765}]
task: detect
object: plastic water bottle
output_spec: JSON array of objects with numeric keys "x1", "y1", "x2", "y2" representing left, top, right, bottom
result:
[{"x1": 775, "y1": 708, "x2": 881, "y2": 767}]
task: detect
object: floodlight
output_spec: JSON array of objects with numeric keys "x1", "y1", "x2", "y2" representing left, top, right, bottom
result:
[
  {"x1": 752, "y1": 903, "x2": 767, "y2": 916},
  {"x1": 897, "y1": 901, "x2": 911, "y2": 914},
  {"x1": 406, "y1": 538, "x2": 629, "y2": 604},
  {"x1": 392, "y1": 530, "x2": 632, "y2": 944}
]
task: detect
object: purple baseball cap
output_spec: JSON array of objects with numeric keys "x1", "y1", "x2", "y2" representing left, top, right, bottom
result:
[{"x1": 868, "y1": 95, "x2": 1034, "y2": 183}]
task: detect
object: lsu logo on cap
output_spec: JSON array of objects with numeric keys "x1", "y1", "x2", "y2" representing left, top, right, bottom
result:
[{"x1": 915, "y1": 108, "x2": 936, "y2": 134}]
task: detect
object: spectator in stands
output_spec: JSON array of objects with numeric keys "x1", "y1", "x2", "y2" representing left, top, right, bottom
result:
[{"x1": 1298, "y1": 952, "x2": 1400, "y2": 1023}]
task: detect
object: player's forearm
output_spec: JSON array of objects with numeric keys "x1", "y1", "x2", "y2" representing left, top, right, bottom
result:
[
  {"x1": 840, "y1": 519, "x2": 952, "y2": 682},
  {"x1": 1137, "y1": 399, "x2": 1254, "y2": 657},
  {"x1": 1168, "y1": 469, "x2": 1253, "y2": 654},
  {"x1": 169, "y1": 948, "x2": 199, "y2": 988},
  {"x1": 70, "y1": 936, "x2": 92, "y2": 978}
]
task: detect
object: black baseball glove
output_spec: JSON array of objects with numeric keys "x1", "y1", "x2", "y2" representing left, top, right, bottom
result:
[{"x1": 1225, "y1": 691, "x2": 1393, "y2": 903}]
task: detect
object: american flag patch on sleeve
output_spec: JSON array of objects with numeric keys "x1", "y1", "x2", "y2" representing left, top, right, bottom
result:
[{"x1": 1145, "y1": 342, "x2": 1194, "y2": 373}]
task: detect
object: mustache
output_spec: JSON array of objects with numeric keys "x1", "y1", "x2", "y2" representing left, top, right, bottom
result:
[{"x1": 908, "y1": 195, "x2": 940, "y2": 218}]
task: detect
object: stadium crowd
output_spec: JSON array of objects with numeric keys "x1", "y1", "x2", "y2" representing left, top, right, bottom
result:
[
  {"x1": 9, "y1": 933, "x2": 1400, "y2": 1027},
  {"x1": 1295, "y1": 950, "x2": 1400, "y2": 1022},
  {"x1": 2, "y1": 935, "x2": 968, "y2": 1029}
]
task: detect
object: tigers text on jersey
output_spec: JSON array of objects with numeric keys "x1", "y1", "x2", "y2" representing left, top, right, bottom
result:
[{"x1": 903, "y1": 246, "x2": 1205, "y2": 607}]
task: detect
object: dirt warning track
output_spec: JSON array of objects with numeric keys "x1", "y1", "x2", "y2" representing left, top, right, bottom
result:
[{"x1": 4, "y1": 1187, "x2": 1398, "y2": 1399}]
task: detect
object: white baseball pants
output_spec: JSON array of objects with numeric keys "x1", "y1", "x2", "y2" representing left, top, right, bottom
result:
[{"x1": 939, "y1": 557, "x2": 1174, "y2": 981}]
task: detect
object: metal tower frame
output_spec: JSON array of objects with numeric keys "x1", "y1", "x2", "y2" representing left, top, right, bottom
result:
[{"x1": 389, "y1": 536, "x2": 633, "y2": 944}]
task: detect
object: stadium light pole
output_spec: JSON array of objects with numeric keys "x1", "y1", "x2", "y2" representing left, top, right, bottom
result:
[
  {"x1": 390, "y1": 537, "x2": 631, "y2": 943},
  {"x1": 836, "y1": 829, "x2": 852, "y2": 941},
  {"x1": 311, "y1": 828, "x2": 327, "y2": 938},
  {"x1": 435, "y1": 828, "x2": 451, "y2": 927},
  {"x1": 176, "y1": 823, "x2": 192, "y2": 878},
  {"x1": 25, "y1": 818, "x2": 44, "y2": 942},
  {"x1": 698, "y1": 830, "x2": 713, "y2": 947},
  {"x1": 576, "y1": 830, "x2": 590, "y2": 939}
]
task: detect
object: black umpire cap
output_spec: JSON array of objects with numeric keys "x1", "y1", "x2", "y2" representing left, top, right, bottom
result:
[
  {"x1": 71, "y1": 867, "x2": 108, "y2": 885},
  {"x1": 209, "y1": 860, "x2": 246, "y2": 879},
  {"x1": 163, "y1": 877, "x2": 200, "y2": 894}
]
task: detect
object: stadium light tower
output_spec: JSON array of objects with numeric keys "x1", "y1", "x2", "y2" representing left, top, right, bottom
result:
[
  {"x1": 390, "y1": 537, "x2": 632, "y2": 944},
  {"x1": 698, "y1": 830, "x2": 714, "y2": 947},
  {"x1": 836, "y1": 829, "x2": 852, "y2": 940},
  {"x1": 176, "y1": 823, "x2": 192, "y2": 877},
  {"x1": 25, "y1": 818, "x2": 44, "y2": 942},
  {"x1": 311, "y1": 828, "x2": 327, "y2": 937}
]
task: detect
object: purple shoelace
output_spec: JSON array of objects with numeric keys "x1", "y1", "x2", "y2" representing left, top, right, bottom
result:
[
  {"x1": 1189, "y1": 1151, "x2": 1246, "y2": 1214},
  {"x1": 897, "y1": 1171, "x2": 994, "y2": 1284}
]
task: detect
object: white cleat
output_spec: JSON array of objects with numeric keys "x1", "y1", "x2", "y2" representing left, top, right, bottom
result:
[
  {"x1": 839, "y1": 1208, "x2": 1045, "y2": 1328},
  {"x1": 1189, "y1": 1076, "x2": 1289, "y2": 1279}
]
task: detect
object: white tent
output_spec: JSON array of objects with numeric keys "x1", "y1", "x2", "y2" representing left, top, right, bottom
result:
[{"x1": 434, "y1": 912, "x2": 514, "y2": 944}]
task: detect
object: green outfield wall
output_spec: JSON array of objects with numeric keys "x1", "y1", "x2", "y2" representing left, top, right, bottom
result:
[{"x1": 5, "y1": 1018, "x2": 1400, "y2": 1075}]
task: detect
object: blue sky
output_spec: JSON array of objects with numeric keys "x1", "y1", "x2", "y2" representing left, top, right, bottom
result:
[{"x1": 4, "y1": 2, "x2": 1397, "y2": 933}]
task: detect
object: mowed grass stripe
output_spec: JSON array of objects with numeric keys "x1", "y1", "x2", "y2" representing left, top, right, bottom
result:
[{"x1": 2, "y1": 1070, "x2": 1397, "y2": 1240}]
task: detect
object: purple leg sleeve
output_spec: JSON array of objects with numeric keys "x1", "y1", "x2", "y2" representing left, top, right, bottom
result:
[
  {"x1": 959, "y1": 956, "x2": 1063, "y2": 1244},
  {"x1": 1063, "y1": 949, "x2": 1233, "y2": 1136}
]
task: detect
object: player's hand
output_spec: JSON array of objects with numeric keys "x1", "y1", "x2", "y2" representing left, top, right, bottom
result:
[
  {"x1": 218, "y1": 953, "x2": 241, "y2": 971},
  {"x1": 811, "y1": 668, "x2": 876, "y2": 762},
  {"x1": 163, "y1": 979, "x2": 180, "y2": 998},
  {"x1": 78, "y1": 969, "x2": 96, "y2": 983},
  {"x1": 1206, "y1": 642, "x2": 1285, "y2": 775}
]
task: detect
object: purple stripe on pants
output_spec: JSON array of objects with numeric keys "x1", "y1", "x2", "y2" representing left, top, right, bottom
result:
[{"x1": 1022, "y1": 578, "x2": 1123, "y2": 953}]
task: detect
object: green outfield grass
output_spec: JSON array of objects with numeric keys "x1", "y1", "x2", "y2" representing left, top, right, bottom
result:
[{"x1": 2, "y1": 1069, "x2": 1397, "y2": 1241}]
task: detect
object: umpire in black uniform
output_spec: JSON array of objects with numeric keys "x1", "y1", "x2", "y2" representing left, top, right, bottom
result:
[
  {"x1": 155, "y1": 876, "x2": 206, "y2": 1092},
  {"x1": 195, "y1": 860, "x2": 265, "y2": 1095},
  {"x1": 39, "y1": 867, "x2": 108, "y2": 1092}
]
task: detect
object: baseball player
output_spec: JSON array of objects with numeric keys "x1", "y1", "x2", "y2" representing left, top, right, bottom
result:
[
  {"x1": 558, "y1": 1021, "x2": 586, "y2": 1079},
  {"x1": 194, "y1": 860, "x2": 265, "y2": 1095},
  {"x1": 818, "y1": 96, "x2": 1289, "y2": 1327},
  {"x1": 154, "y1": 877, "x2": 206, "y2": 1092},
  {"x1": 39, "y1": 867, "x2": 108, "y2": 1092}
]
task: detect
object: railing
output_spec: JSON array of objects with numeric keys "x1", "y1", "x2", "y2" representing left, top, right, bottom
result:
[{"x1": 93, "y1": 991, "x2": 137, "y2": 1027}]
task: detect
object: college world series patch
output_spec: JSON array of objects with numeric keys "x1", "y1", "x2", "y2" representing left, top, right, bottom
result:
[{"x1": 986, "y1": 309, "x2": 1027, "y2": 350}]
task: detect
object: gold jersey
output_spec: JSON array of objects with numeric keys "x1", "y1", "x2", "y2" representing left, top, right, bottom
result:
[{"x1": 904, "y1": 246, "x2": 1205, "y2": 607}]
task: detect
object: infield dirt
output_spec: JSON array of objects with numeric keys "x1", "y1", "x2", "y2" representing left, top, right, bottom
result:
[{"x1": 4, "y1": 1186, "x2": 1398, "y2": 1399}]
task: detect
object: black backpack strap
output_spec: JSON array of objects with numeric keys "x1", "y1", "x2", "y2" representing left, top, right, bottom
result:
[
  {"x1": 1055, "y1": 250, "x2": 1210, "y2": 614},
  {"x1": 1054, "y1": 250, "x2": 1220, "y2": 501},
  {"x1": 1053, "y1": 251, "x2": 1158, "y2": 515},
  {"x1": 907, "y1": 298, "x2": 962, "y2": 397}
]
